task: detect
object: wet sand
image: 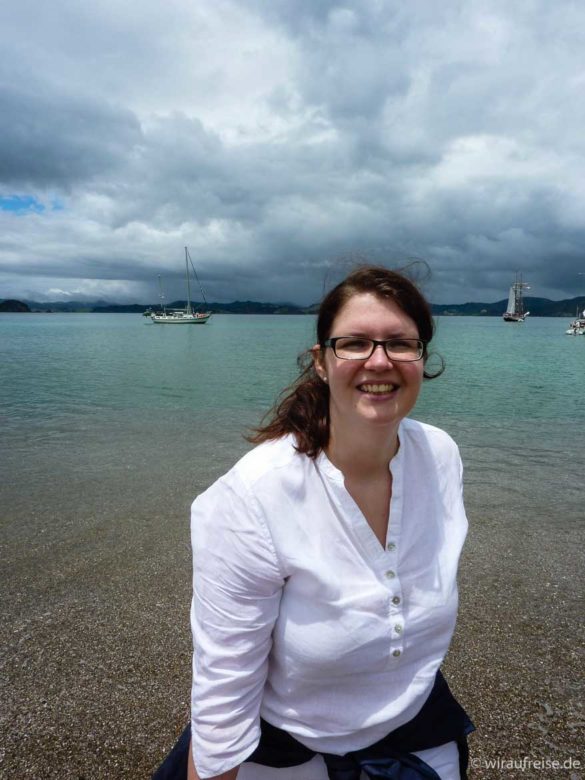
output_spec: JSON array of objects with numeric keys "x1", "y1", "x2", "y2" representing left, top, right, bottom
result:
[{"x1": 1, "y1": 476, "x2": 583, "y2": 779}]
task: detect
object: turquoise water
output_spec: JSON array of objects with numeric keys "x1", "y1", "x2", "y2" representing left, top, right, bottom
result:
[
  {"x1": 3, "y1": 313, "x2": 584, "y2": 421},
  {"x1": 1, "y1": 313, "x2": 583, "y2": 529}
]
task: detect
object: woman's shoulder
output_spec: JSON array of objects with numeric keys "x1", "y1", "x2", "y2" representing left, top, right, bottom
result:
[
  {"x1": 231, "y1": 434, "x2": 302, "y2": 488},
  {"x1": 401, "y1": 418, "x2": 460, "y2": 456},
  {"x1": 401, "y1": 420, "x2": 464, "y2": 493},
  {"x1": 191, "y1": 439, "x2": 289, "y2": 576},
  {"x1": 194, "y1": 434, "x2": 302, "y2": 506}
]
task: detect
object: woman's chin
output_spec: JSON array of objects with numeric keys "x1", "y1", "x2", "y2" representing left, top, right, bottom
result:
[{"x1": 357, "y1": 403, "x2": 403, "y2": 427}]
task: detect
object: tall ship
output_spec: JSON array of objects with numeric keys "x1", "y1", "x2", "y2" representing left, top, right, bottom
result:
[
  {"x1": 503, "y1": 273, "x2": 530, "y2": 322},
  {"x1": 151, "y1": 247, "x2": 211, "y2": 324}
]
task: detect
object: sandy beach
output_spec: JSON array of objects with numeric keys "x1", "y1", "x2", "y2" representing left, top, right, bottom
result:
[{"x1": 1, "y1": 466, "x2": 583, "y2": 780}]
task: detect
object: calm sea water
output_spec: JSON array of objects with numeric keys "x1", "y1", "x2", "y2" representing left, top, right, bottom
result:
[{"x1": 1, "y1": 313, "x2": 583, "y2": 531}]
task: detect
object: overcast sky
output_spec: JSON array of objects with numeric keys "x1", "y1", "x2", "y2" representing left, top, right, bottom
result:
[{"x1": 1, "y1": 0, "x2": 585, "y2": 305}]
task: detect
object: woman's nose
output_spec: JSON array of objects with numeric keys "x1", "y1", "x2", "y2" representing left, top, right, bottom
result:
[{"x1": 364, "y1": 343, "x2": 394, "y2": 369}]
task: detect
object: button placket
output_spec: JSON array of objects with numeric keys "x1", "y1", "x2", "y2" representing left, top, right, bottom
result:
[
  {"x1": 384, "y1": 538, "x2": 403, "y2": 613},
  {"x1": 383, "y1": 537, "x2": 397, "y2": 582},
  {"x1": 386, "y1": 433, "x2": 406, "y2": 662},
  {"x1": 383, "y1": 565, "x2": 404, "y2": 659},
  {"x1": 390, "y1": 620, "x2": 404, "y2": 659},
  {"x1": 384, "y1": 542, "x2": 404, "y2": 659}
]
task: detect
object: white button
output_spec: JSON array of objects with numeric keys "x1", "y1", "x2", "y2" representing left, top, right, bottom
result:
[
  {"x1": 385, "y1": 570, "x2": 395, "y2": 579},
  {"x1": 392, "y1": 596, "x2": 401, "y2": 605},
  {"x1": 395, "y1": 624, "x2": 403, "y2": 634},
  {"x1": 392, "y1": 649, "x2": 401, "y2": 657},
  {"x1": 386, "y1": 542, "x2": 396, "y2": 551}
]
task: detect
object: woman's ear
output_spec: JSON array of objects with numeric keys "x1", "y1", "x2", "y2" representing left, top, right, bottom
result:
[{"x1": 311, "y1": 344, "x2": 328, "y2": 383}]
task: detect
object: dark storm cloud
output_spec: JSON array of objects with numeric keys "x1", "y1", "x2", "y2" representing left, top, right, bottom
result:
[
  {"x1": 1, "y1": 0, "x2": 585, "y2": 304},
  {"x1": 0, "y1": 85, "x2": 141, "y2": 188}
]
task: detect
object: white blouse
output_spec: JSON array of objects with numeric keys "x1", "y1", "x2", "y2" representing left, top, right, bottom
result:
[{"x1": 190, "y1": 418, "x2": 468, "y2": 779}]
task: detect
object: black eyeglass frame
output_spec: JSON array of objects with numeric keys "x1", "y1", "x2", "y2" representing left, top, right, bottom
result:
[{"x1": 321, "y1": 337, "x2": 426, "y2": 362}]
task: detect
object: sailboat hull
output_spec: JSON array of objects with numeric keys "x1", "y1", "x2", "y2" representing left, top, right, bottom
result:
[
  {"x1": 503, "y1": 313, "x2": 527, "y2": 322},
  {"x1": 151, "y1": 312, "x2": 211, "y2": 324}
]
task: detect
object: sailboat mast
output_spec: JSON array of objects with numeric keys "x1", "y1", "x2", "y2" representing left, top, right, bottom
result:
[
  {"x1": 186, "y1": 247, "x2": 208, "y2": 307},
  {"x1": 158, "y1": 274, "x2": 166, "y2": 313},
  {"x1": 185, "y1": 247, "x2": 192, "y2": 314},
  {"x1": 515, "y1": 273, "x2": 523, "y2": 317}
]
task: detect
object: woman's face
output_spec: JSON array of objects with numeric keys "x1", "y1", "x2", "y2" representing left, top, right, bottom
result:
[{"x1": 313, "y1": 292, "x2": 424, "y2": 435}]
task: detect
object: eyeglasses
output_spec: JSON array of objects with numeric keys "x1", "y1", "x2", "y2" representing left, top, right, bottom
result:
[{"x1": 322, "y1": 337, "x2": 425, "y2": 362}]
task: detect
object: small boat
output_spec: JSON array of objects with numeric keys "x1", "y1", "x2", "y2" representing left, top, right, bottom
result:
[
  {"x1": 151, "y1": 248, "x2": 212, "y2": 325},
  {"x1": 565, "y1": 308, "x2": 585, "y2": 335},
  {"x1": 503, "y1": 273, "x2": 530, "y2": 322}
]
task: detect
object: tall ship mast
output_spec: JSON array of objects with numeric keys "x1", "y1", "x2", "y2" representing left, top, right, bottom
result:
[{"x1": 503, "y1": 273, "x2": 530, "y2": 323}]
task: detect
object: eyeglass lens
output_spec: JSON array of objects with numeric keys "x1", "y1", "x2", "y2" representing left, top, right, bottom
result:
[{"x1": 333, "y1": 337, "x2": 422, "y2": 361}]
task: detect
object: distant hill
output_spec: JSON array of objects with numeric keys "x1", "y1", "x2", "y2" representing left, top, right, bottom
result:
[
  {"x1": 4, "y1": 295, "x2": 585, "y2": 316},
  {"x1": 0, "y1": 299, "x2": 31, "y2": 312},
  {"x1": 430, "y1": 296, "x2": 585, "y2": 317},
  {"x1": 16, "y1": 298, "x2": 311, "y2": 314}
]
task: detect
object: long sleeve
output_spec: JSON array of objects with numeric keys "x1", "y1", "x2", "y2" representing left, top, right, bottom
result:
[{"x1": 190, "y1": 471, "x2": 285, "y2": 779}]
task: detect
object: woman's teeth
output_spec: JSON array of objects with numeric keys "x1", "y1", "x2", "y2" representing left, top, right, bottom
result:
[{"x1": 359, "y1": 383, "x2": 396, "y2": 394}]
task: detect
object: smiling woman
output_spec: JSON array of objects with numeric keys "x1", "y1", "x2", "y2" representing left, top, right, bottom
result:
[
  {"x1": 248, "y1": 265, "x2": 444, "y2": 458},
  {"x1": 312, "y1": 294, "x2": 425, "y2": 462},
  {"x1": 154, "y1": 265, "x2": 473, "y2": 780}
]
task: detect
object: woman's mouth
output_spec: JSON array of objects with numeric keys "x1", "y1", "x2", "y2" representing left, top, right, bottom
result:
[{"x1": 357, "y1": 383, "x2": 397, "y2": 395}]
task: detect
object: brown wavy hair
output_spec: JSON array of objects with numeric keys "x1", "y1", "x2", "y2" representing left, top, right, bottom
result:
[{"x1": 248, "y1": 264, "x2": 443, "y2": 458}]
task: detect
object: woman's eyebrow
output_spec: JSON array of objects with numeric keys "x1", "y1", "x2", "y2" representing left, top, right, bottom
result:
[{"x1": 337, "y1": 330, "x2": 417, "y2": 338}]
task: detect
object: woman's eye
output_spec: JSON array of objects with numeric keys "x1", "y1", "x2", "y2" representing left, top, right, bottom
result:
[
  {"x1": 342, "y1": 339, "x2": 370, "y2": 351},
  {"x1": 388, "y1": 340, "x2": 411, "y2": 351}
]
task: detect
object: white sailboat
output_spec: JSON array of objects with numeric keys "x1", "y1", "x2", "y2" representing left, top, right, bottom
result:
[
  {"x1": 151, "y1": 248, "x2": 211, "y2": 324},
  {"x1": 503, "y1": 273, "x2": 530, "y2": 322}
]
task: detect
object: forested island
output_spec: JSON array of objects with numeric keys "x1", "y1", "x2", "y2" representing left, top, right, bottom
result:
[
  {"x1": 0, "y1": 299, "x2": 31, "y2": 312},
  {"x1": 2, "y1": 296, "x2": 584, "y2": 317}
]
